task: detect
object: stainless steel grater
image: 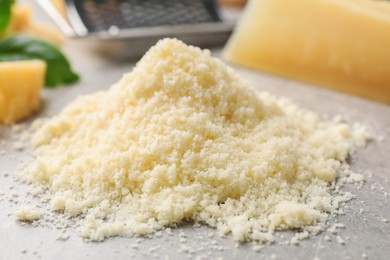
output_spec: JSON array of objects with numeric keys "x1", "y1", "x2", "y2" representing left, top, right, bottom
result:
[{"x1": 37, "y1": 0, "x2": 241, "y2": 58}]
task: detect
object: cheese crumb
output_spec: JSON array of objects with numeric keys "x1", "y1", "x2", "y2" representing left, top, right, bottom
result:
[
  {"x1": 336, "y1": 236, "x2": 345, "y2": 245},
  {"x1": 327, "y1": 223, "x2": 345, "y2": 234},
  {"x1": 12, "y1": 141, "x2": 26, "y2": 151},
  {"x1": 252, "y1": 245, "x2": 262, "y2": 252},
  {"x1": 57, "y1": 233, "x2": 70, "y2": 241},
  {"x1": 290, "y1": 231, "x2": 309, "y2": 245},
  {"x1": 346, "y1": 173, "x2": 365, "y2": 184},
  {"x1": 271, "y1": 201, "x2": 323, "y2": 229},
  {"x1": 23, "y1": 39, "x2": 369, "y2": 242},
  {"x1": 15, "y1": 205, "x2": 43, "y2": 222}
]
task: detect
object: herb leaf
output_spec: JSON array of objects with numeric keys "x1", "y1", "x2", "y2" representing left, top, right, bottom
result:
[
  {"x1": 0, "y1": 0, "x2": 15, "y2": 33},
  {"x1": 0, "y1": 35, "x2": 79, "y2": 87}
]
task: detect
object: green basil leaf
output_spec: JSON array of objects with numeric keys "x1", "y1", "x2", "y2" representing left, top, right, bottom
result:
[
  {"x1": 0, "y1": 35, "x2": 79, "y2": 87},
  {"x1": 0, "y1": 53, "x2": 36, "y2": 62},
  {"x1": 0, "y1": 0, "x2": 15, "y2": 33}
]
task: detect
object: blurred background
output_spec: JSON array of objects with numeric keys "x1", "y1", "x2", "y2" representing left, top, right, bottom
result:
[{"x1": 35, "y1": 0, "x2": 245, "y2": 59}]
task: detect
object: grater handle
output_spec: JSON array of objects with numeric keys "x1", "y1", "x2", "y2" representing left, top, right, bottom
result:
[
  {"x1": 64, "y1": 0, "x2": 89, "y2": 36},
  {"x1": 36, "y1": 0, "x2": 78, "y2": 37}
]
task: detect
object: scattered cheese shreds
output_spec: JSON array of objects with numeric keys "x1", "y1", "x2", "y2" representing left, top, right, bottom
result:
[
  {"x1": 15, "y1": 205, "x2": 43, "y2": 222},
  {"x1": 22, "y1": 38, "x2": 368, "y2": 242}
]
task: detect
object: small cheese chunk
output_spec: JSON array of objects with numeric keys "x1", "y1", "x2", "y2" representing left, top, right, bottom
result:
[
  {"x1": 224, "y1": 0, "x2": 390, "y2": 103},
  {"x1": 0, "y1": 3, "x2": 64, "y2": 45},
  {"x1": 2, "y1": 3, "x2": 32, "y2": 35},
  {"x1": 0, "y1": 60, "x2": 46, "y2": 124},
  {"x1": 270, "y1": 201, "x2": 322, "y2": 228},
  {"x1": 15, "y1": 205, "x2": 43, "y2": 222}
]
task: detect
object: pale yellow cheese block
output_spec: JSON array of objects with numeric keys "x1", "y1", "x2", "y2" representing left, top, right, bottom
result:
[
  {"x1": 1, "y1": 3, "x2": 64, "y2": 45},
  {"x1": 223, "y1": 0, "x2": 390, "y2": 103},
  {"x1": 1, "y1": 3, "x2": 32, "y2": 37},
  {"x1": 0, "y1": 60, "x2": 46, "y2": 124}
]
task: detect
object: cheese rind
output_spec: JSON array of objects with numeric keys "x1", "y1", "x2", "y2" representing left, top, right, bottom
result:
[
  {"x1": 223, "y1": 0, "x2": 390, "y2": 103},
  {"x1": 0, "y1": 60, "x2": 46, "y2": 124}
]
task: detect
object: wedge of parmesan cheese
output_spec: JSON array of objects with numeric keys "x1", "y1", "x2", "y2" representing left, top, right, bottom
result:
[{"x1": 223, "y1": 0, "x2": 390, "y2": 103}]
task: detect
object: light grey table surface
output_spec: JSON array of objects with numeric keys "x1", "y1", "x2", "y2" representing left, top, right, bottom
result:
[{"x1": 0, "y1": 2, "x2": 389, "y2": 260}]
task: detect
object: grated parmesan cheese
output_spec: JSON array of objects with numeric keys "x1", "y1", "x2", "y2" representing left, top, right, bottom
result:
[
  {"x1": 23, "y1": 38, "x2": 368, "y2": 242},
  {"x1": 15, "y1": 205, "x2": 43, "y2": 222}
]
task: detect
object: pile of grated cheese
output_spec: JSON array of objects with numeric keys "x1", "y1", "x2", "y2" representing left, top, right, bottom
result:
[{"x1": 23, "y1": 38, "x2": 369, "y2": 242}]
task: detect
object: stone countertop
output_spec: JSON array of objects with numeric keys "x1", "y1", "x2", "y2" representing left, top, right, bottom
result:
[{"x1": 0, "y1": 2, "x2": 389, "y2": 260}]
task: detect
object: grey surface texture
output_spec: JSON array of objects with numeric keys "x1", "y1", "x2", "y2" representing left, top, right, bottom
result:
[{"x1": 0, "y1": 2, "x2": 389, "y2": 260}]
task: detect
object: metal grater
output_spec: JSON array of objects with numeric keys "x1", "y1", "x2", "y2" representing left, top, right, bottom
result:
[
  {"x1": 38, "y1": 0, "x2": 234, "y2": 39},
  {"x1": 37, "y1": 0, "x2": 240, "y2": 58},
  {"x1": 71, "y1": 0, "x2": 222, "y2": 33}
]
